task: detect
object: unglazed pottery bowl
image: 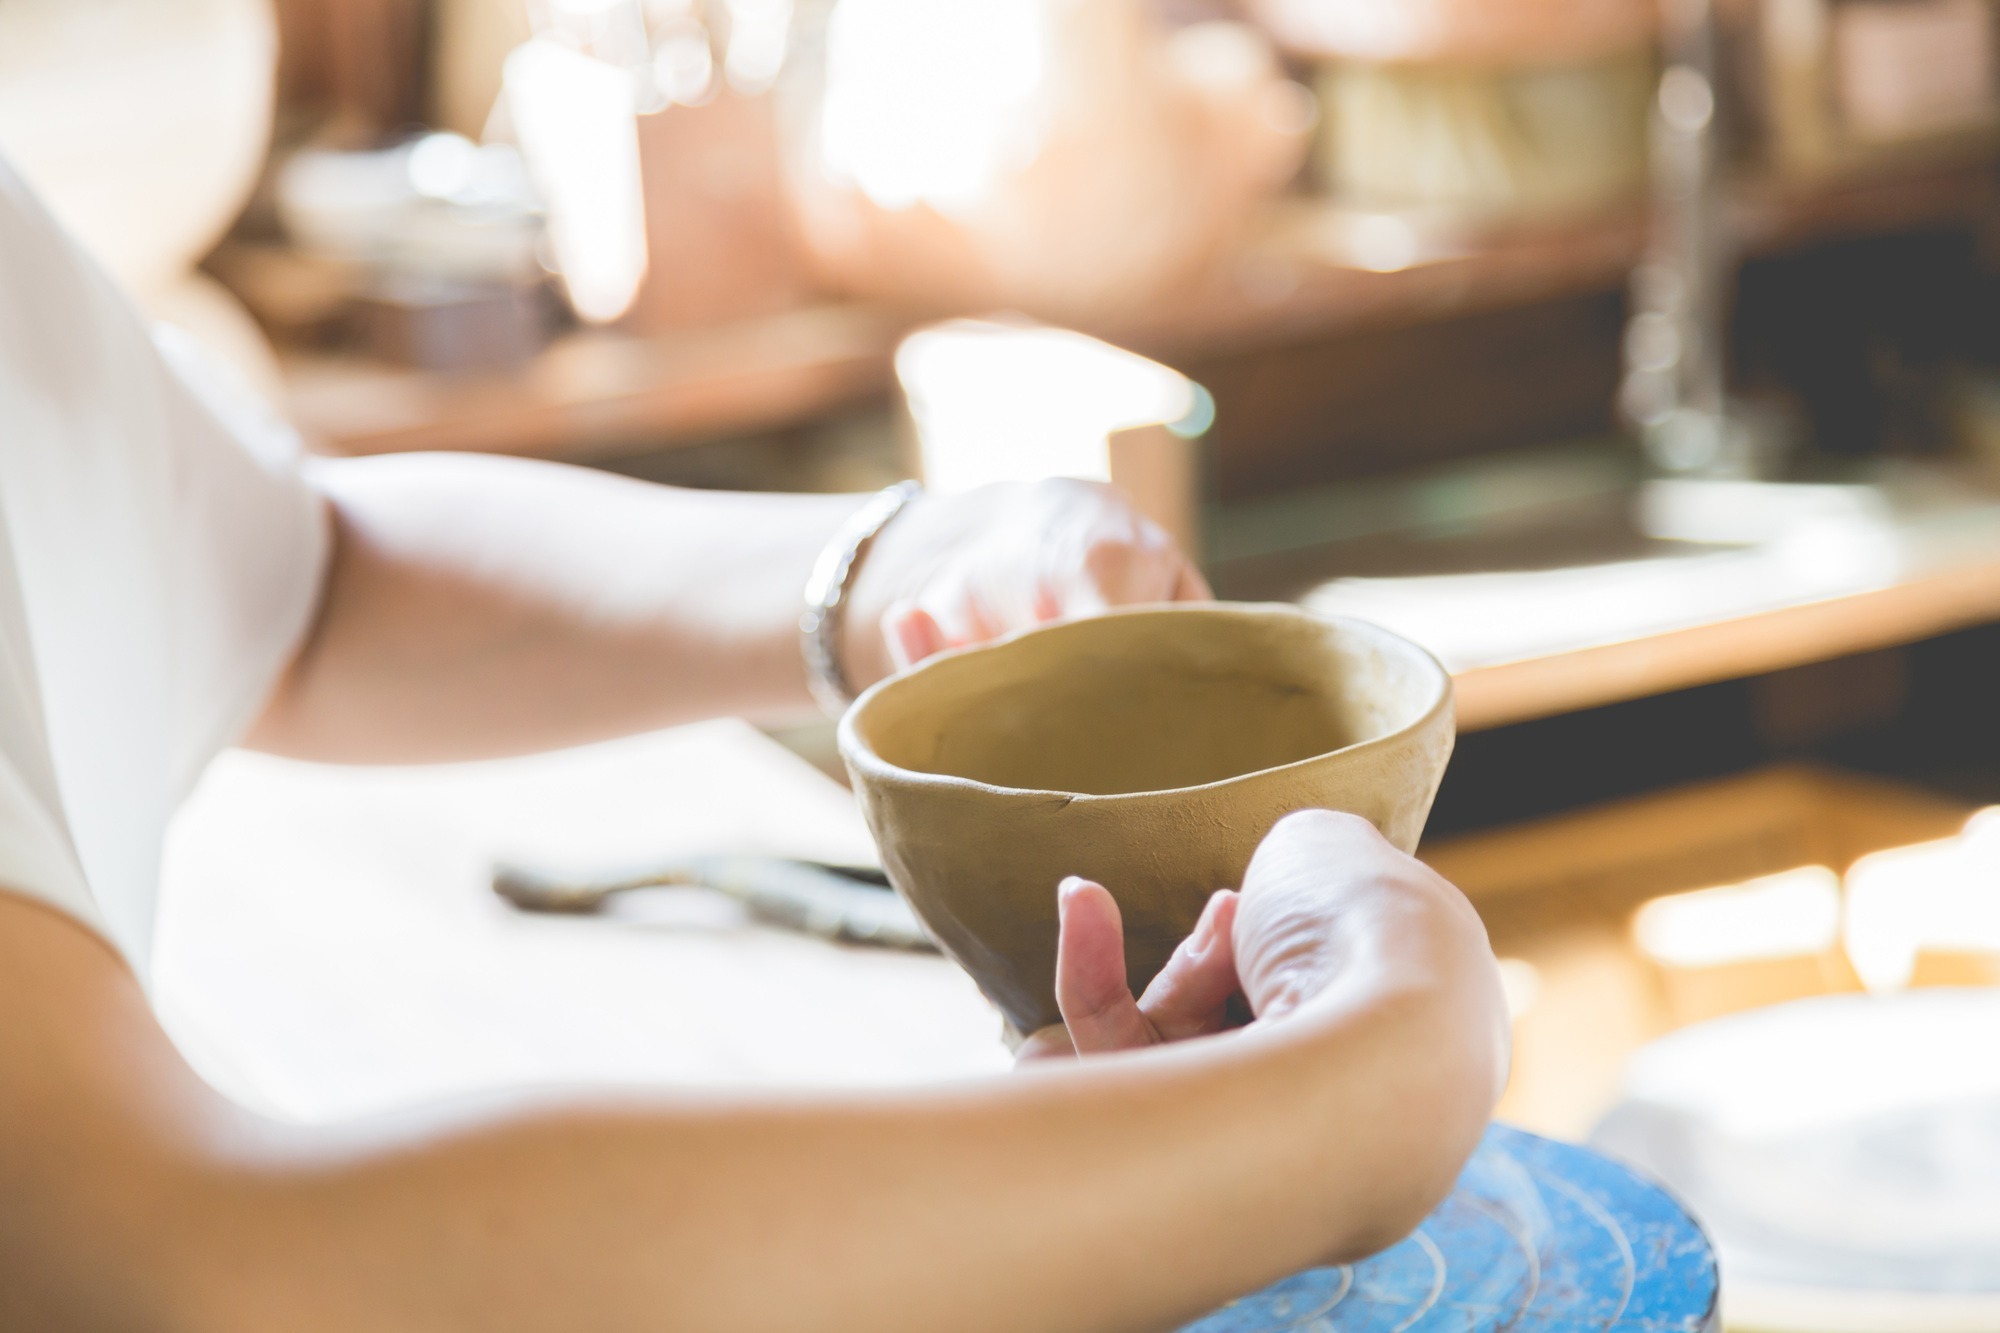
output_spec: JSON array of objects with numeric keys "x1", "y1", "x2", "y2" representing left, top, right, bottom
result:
[{"x1": 838, "y1": 603, "x2": 1454, "y2": 1037}]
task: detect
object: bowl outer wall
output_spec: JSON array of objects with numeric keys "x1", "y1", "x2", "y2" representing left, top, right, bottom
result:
[{"x1": 838, "y1": 609, "x2": 1456, "y2": 1037}]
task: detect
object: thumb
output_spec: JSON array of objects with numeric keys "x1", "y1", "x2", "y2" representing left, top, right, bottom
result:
[
  {"x1": 1135, "y1": 889, "x2": 1241, "y2": 1041},
  {"x1": 1053, "y1": 878, "x2": 1156, "y2": 1054}
]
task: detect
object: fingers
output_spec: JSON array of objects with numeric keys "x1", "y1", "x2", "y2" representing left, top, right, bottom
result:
[
  {"x1": 1233, "y1": 810, "x2": 1372, "y2": 1019},
  {"x1": 1234, "y1": 809, "x2": 1455, "y2": 1022},
  {"x1": 1135, "y1": 890, "x2": 1241, "y2": 1041},
  {"x1": 1053, "y1": 878, "x2": 1157, "y2": 1055},
  {"x1": 1061, "y1": 525, "x2": 1186, "y2": 621},
  {"x1": 876, "y1": 482, "x2": 1211, "y2": 671},
  {"x1": 1232, "y1": 810, "x2": 1513, "y2": 1113},
  {"x1": 1053, "y1": 881, "x2": 1247, "y2": 1057},
  {"x1": 885, "y1": 601, "x2": 949, "y2": 670}
]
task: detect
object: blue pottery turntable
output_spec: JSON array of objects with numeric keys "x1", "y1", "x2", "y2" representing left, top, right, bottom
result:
[{"x1": 1182, "y1": 1124, "x2": 1719, "y2": 1332}]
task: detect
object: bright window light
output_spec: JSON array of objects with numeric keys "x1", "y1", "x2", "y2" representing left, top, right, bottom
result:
[
  {"x1": 897, "y1": 321, "x2": 1196, "y2": 495},
  {"x1": 505, "y1": 37, "x2": 647, "y2": 323},
  {"x1": 818, "y1": 0, "x2": 1049, "y2": 214},
  {"x1": 1633, "y1": 866, "x2": 1844, "y2": 969}
]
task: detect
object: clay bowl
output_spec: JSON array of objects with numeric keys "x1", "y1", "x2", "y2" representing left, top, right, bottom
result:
[{"x1": 838, "y1": 603, "x2": 1454, "y2": 1038}]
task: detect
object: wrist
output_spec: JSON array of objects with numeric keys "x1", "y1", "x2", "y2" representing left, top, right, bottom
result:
[
  {"x1": 800, "y1": 482, "x2": 921, "y2": 713},
  {"x1": 838, "y1": 489, "x2": 942, "y2": 693}
]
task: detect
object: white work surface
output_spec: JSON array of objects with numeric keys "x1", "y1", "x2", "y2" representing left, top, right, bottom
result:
[{"x1": 152, "y1": 720, "x2": 1012, "y2": 1124}]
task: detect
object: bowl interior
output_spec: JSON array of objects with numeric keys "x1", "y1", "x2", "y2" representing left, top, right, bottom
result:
[{"x1": 850, "y1": 606, "x2": 1444, "y2": 797}]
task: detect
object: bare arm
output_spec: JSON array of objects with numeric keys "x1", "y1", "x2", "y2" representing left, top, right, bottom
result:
[
  {"x1": 0, "y1": 816, "x2": 1504, "y2": 1333},
  {"x1": 247, "y1": 454, "x2": 1205, "y2": 764}
]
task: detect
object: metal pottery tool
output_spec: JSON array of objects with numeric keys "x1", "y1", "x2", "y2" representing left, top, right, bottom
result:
[
  {"x1": 1181, "y1": 1123, "x2": 1718, "y2": 1332},
  {"x1": 493, "y1": 855, "x2": 934, "y2": 951}
]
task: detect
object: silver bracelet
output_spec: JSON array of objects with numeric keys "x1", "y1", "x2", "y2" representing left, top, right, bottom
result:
[{"x1": 801, "y1": 481, "x2": 923, "y2": 716}]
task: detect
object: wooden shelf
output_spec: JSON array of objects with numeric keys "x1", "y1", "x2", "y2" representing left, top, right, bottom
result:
[
  {"x1": 284, "y1": 303, "x2": 906, "y2": 462},
  {"x1": 1451, "y1": 541, "x2": 2000, "y2": 731},
  {"x1": 1736, "y1": 142, "x2": 2000, "y2": 255},
  {"x1": 1109, "y1": 154, "x2": 1999, "y2": 363},
  {"x1": 279, "y1": 157, "x2": 1997, "y2": 462},
  {"x1": 1219, "y1": 460, "x2": 2000, "y2": 732}
]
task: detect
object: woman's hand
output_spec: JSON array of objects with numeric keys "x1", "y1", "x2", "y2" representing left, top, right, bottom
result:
[
  {"x1": 841, "y1": 479, "x2": 1210, "y2": 691},
  {"x1": 1019, "y1": 809, "x2": 1506, "y2": 1072},
  {"x1": 1015, "y1": 879, "x2": 1244, "y2": 1060}
]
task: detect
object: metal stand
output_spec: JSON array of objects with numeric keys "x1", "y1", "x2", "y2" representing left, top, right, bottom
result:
[{"x1": 1622, "y1": 0, "x2": 1774, "y2": 477}]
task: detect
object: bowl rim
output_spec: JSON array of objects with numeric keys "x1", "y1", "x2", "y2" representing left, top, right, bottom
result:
[{"x1": 837, "y1": 602, "x2": 1454, "y2": 804}]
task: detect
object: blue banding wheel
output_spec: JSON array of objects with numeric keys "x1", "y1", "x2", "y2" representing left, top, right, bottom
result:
[{"x1": 1182, "y1": 1123, "x2": 1719, "y2": 1332}]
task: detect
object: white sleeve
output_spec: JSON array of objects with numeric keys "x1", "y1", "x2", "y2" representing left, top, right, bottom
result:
[
  {"x1": 148, "y1": 321, "x2": 333, "y2": 792},
  {"x1": 0, "y1": 544, "x2": 97, "y2": 936},
  {"x1": 0, "y1": 154, "x2": 329, "y2": 962}
]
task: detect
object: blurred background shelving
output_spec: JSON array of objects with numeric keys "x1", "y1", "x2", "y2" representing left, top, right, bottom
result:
[
  {"x1": 194, "y1": 0, "x2": 2000, "y2": 843},
  {"x1": 280, "y1": 153, "x2": 2000, "y2": 463},
  {"x1": 10, "y1": 0, "x2": 1996, "y2": 835},
  {"x1": 280, "y1": 301, "x2": 900, "y2": 460}
]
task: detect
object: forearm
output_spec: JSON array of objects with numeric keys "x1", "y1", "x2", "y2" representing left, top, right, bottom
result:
[
  {"x1": 197, "y1": 981, "x2": 1490, "y2": 1333},
  {"x1": 200, "y1": 1076, "x2": 1283, "y2": 1333},
  {"x1": 249, "y1": 453, "x2": 866, "y2": 763},
  {"x1": 201, "y1": 858, "x2": 1501, "y2": 1333},
  {"x1": 0, "y1": 877, "x2": 1497, "y2": 1333}
]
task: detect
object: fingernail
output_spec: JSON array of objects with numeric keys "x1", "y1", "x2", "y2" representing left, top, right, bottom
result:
[{"x1": 1058, "y1": 876, "x2": 1086, "y2": 904}]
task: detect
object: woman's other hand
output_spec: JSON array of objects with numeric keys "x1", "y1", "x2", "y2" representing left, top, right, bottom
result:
[
  {"x1": 1016, "y1": 880, "x2": 1242, "y2": 1060},
  {"x1": 842, "y1": 478, "x2": 1210, "y2": 691}
]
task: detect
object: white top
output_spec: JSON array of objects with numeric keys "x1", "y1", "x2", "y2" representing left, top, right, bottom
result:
[{"x1": 0, "y1": 156, "x2": 326, "y2": 974}]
